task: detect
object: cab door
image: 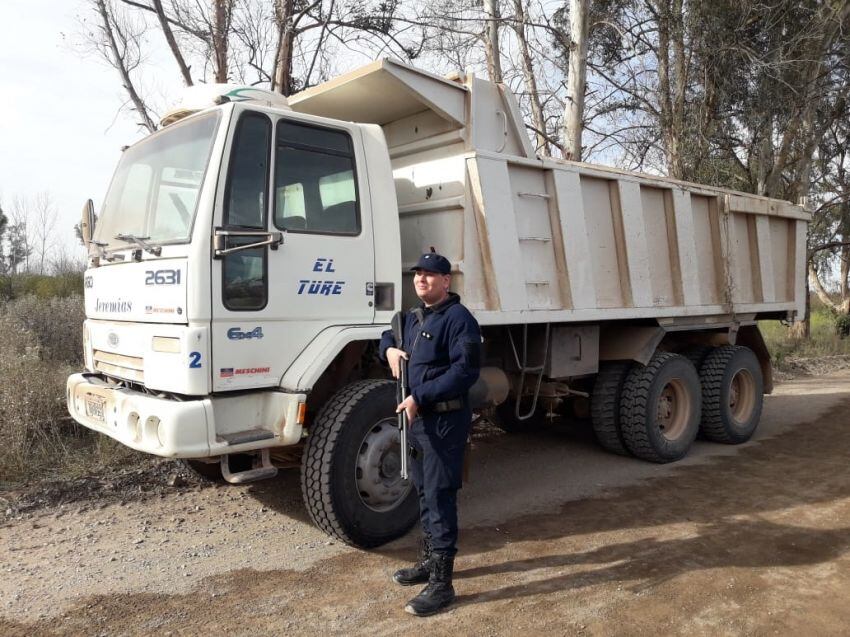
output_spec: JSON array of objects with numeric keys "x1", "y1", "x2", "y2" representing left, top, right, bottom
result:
[{"x1": 210, "y1": 105, "x2": 376, "y2": 391}]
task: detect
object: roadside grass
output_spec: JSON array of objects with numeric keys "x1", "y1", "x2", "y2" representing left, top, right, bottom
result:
[
  {"x1": 760, "y1": 305, "x2": 850, "y2": 369},
  {"x1": 0, "y1": 273, "x2": 83, "y2": 301},
  {"x1": 0, "y1": 295, "x2": 145, "y2": 488}
]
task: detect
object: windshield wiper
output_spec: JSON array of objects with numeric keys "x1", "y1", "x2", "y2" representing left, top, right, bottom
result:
[{"x1": 114, "y1": 233, "x2": 162, "y2": 256}]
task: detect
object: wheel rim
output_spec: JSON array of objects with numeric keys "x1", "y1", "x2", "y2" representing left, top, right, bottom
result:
[
  {"x1": 355, "y1": 417, "x2": 412, "y2": 512},
  {"x1": 656, "y1": 378, "x2": 691, "y2": 441},
  {"x1": 729, "y1": 368, "x2": 756, "y2": 424}
]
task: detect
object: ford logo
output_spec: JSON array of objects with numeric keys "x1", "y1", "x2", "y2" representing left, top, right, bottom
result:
[{"x1": 107, "y1": 332, "x2": 119, "y2": 348}]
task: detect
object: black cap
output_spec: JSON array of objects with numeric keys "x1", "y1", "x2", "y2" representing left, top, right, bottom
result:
[{"x1": 410, "y1": 251, "x2": 451, "y2": 275}]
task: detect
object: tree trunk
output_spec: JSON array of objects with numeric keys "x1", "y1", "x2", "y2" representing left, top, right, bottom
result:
[
  {"x1": 670, "y1": 0, "x2": 687, "y2": 178},
  {"x1": 841, "y1": 244, "x2": 850, "y2": 313},
  {"x1": 512, "y1": 0, "x2": 548, "y2": 155},
  {"x1": 654, "y1": 0, "x2": 686, "y2": 179},
  {"x1": 810, "y1": 263, "x2": 840, "y2": 311},
  {"x1": 272, "y1": 0, "x2": 295, "y2": 94},
  {"x1": 94, "y1": 0, "x2": 157, "y2": 132},
  {"x1": 212, "y1": 0, "x2": 231, "y2": 83},
  {"x1": 483, "y1": 0, "x2": 503, "y2": 83},
  {"x1": 152, "y1": 0, "x2": 192, "y2": 86},
  {"x1": 563, "y1": 0, "x2": 588, "y2": 161},
  {"x1": 791, "y1": 274, "x2": 811, "y2": 339}
]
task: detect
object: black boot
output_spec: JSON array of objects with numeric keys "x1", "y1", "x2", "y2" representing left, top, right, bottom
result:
[
  {"x1": 393, "y1": 536, "x2": 432, "y2": 586},
  {"x1": 404, "y1": 552, "x2": 455, "y2": 617}
]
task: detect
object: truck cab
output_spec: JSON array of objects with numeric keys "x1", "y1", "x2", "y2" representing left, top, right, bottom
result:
[{"x1": 68, "y1": 86, "x2": 401, "y2": 462}]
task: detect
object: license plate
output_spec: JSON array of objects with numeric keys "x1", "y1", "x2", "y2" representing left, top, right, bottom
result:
[{"x1": 85, "y1": 395, "x2": 106, "y2": 423}]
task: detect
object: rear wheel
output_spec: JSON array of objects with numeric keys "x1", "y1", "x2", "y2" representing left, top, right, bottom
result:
[
  {"x1": 681, "y1": 345, "x2": 714, "y2": 374},
  {"x1": 590, "y1": 362, "x2": 634, "y2": 456},
  {"x1": 301, "y1": 380, "x2": 418, "y2": 548},
  {"x1": 620, "y1": 352, "x2": 700, "y2": 463},
  {"x1": 698, "y1": 345, "x2": 763, "y2": 444}
]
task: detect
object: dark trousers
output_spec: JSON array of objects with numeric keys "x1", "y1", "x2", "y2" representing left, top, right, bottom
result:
[{"x1": 408, "y1": 407, "x2": 471, "y2": 557}]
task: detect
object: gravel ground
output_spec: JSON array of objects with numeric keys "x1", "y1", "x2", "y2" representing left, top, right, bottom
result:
[{"x1": 2, "y1": 367, "x2": 850, "y2": 635}]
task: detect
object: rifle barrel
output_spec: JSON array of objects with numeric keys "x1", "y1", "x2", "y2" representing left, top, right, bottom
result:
[{"x1": 399, "y1": 358, "x2": 409, "y2": 480}]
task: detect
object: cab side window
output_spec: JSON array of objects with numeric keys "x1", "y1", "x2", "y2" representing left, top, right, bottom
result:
[
  {"x1": 274, "y1": 120, "x2": 359, "y2": 235},
  {"x1": 222, "y1": 112, "x2": 271, "y2": 311},
  {"x1": 225, "y1": 112, "x2": 271, "y2": 228}
]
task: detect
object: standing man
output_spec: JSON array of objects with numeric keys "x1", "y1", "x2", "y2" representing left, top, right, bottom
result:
[{"x1": 379, "y1": 250, "x2": 481, "y2": 617}]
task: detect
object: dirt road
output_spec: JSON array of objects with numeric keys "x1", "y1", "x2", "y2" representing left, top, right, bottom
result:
[{"x1": 3, "y1": 371, "x2": 850, "y2": 636}]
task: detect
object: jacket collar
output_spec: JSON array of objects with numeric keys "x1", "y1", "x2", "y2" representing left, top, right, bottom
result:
[{"x1": 418, "y1": 292, "x2": 461, "y2": 315}]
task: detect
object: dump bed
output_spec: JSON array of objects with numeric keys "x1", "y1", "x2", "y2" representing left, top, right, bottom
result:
[{"x1": 290, "y1": 59, "x2": 809, "y2": 325}]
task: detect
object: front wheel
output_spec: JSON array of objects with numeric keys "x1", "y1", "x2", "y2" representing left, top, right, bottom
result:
[{"x1": 301, "y1": 380, "x2": 418, "y2": 548}]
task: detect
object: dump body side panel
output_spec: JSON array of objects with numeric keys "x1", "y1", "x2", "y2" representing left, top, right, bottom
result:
[
  {"x1": 458, "y1": 153, "x2": 808, "y2": 325},
  {"x1": 289, "y1": 59, "x2": 810, "y2": 326}
]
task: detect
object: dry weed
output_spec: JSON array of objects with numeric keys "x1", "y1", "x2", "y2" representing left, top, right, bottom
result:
[
  {"x1": 0, "y1": 296, "x2": 91, "y2": 484},
  {"x1": 0, "y1": 314, "x2": 80, "y2": 482},
  {"x1": 2, "y1": 295, "x2": 85, "y2": 364}
]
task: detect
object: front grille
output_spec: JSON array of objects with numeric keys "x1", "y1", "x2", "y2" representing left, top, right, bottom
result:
[{"x1": 93, "y1": 350, "x2": 144, "y2": 383}]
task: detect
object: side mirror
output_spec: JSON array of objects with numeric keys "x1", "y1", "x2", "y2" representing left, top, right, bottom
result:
[{"x1": 80, "y1": 199, "x2": 96, "y2": 246}]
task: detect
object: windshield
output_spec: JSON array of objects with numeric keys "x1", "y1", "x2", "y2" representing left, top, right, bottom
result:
[{"x1": 96, "y1": 112, "x2": 220, "y2": 249}]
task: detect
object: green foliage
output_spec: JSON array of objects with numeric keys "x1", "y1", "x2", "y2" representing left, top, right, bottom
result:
[
  {"x1": 834, "y1": 313, "x2": 850, "y2": 338},
  {"x1": 0, "y1": 273, "x2": 84, "y2": 300},
  {"x1": 5, "y1": 222, "x2": 31, "y2": 274},
  {"x1": 760, "y1": 307, "x2": 850, "y2": 365}
]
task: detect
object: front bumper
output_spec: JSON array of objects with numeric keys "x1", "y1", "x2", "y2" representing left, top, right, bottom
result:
[{"x1": 67, "y1": 373, "x2": 304, "y2": 458}]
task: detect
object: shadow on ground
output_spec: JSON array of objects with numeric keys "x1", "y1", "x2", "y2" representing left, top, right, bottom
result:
[{"x1": 5, "y1": 390, "x2": 850, "y2": 635}]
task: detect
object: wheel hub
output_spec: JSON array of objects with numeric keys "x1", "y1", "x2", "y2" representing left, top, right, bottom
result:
[
  {"x1": 729, "y1": 369, "x2": 756, "y2": 424},
  {"x1": 355, "y1": 418, "x2": 412, "y2": 512},
  {"x1": 656, "y1": 379, "x2": 690, "y2": 441}
]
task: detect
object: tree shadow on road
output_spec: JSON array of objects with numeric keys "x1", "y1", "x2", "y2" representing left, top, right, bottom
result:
[
  {"x1": 377, "y1": 393, "x2": 850, "y2": 574},
  {"x1": 454, "y1": 518, "x2": 850, "y2": 606},
  {"x1": 235, "y1": 390, "x2": 850, "y2": 561}
]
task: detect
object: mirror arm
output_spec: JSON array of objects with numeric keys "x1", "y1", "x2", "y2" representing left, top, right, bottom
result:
[{"x1": 213, "y1": 228, "x2": 283, "y2": 258}]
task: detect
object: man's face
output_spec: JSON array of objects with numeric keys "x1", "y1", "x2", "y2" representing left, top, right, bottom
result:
[{"x1": 414, "y1": 269, "x2": 450, "y2": 306}]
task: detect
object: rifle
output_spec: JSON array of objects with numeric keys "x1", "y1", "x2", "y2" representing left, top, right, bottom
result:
[{"x1": 391, "y1": 311, "x2": 409, "y2": 480}]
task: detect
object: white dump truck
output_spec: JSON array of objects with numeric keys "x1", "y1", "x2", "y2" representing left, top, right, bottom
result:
[{"x1": 68, "y1": 59, "x2": 809, "y2": 547}]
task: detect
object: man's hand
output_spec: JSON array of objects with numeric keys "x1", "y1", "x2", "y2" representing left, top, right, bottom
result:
[
  {"x1": 386, "y1": 347, "x2": 409, "y2": 379},
  {"x1": 397, "y1": 395, "x2": 418, "y2": 422}
]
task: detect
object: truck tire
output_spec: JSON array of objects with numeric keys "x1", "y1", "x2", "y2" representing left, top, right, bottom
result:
[
  {"x1": 590, "y1": 362, "x2": 633, "y2": 456},
  {"x1": 301, "y1": 380, "x2": 418, "y2": 548},
  {"x1": 681, "y1": 345, "x2": 714, "y2": 373},
  {"x1": 489, "y1": 397, "x2": 545, "y2": 433},
  {"x1": 698, "y1": 345, "x2": 763, "y2": 444},
  {"x1": 620, "y1": 352, "x2": 700, "y2": 463}
]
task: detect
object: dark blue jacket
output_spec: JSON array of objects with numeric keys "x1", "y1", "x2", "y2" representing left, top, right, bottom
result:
[{"x1": 379, "y1": 293, "x2": 481, "y2": 410}]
